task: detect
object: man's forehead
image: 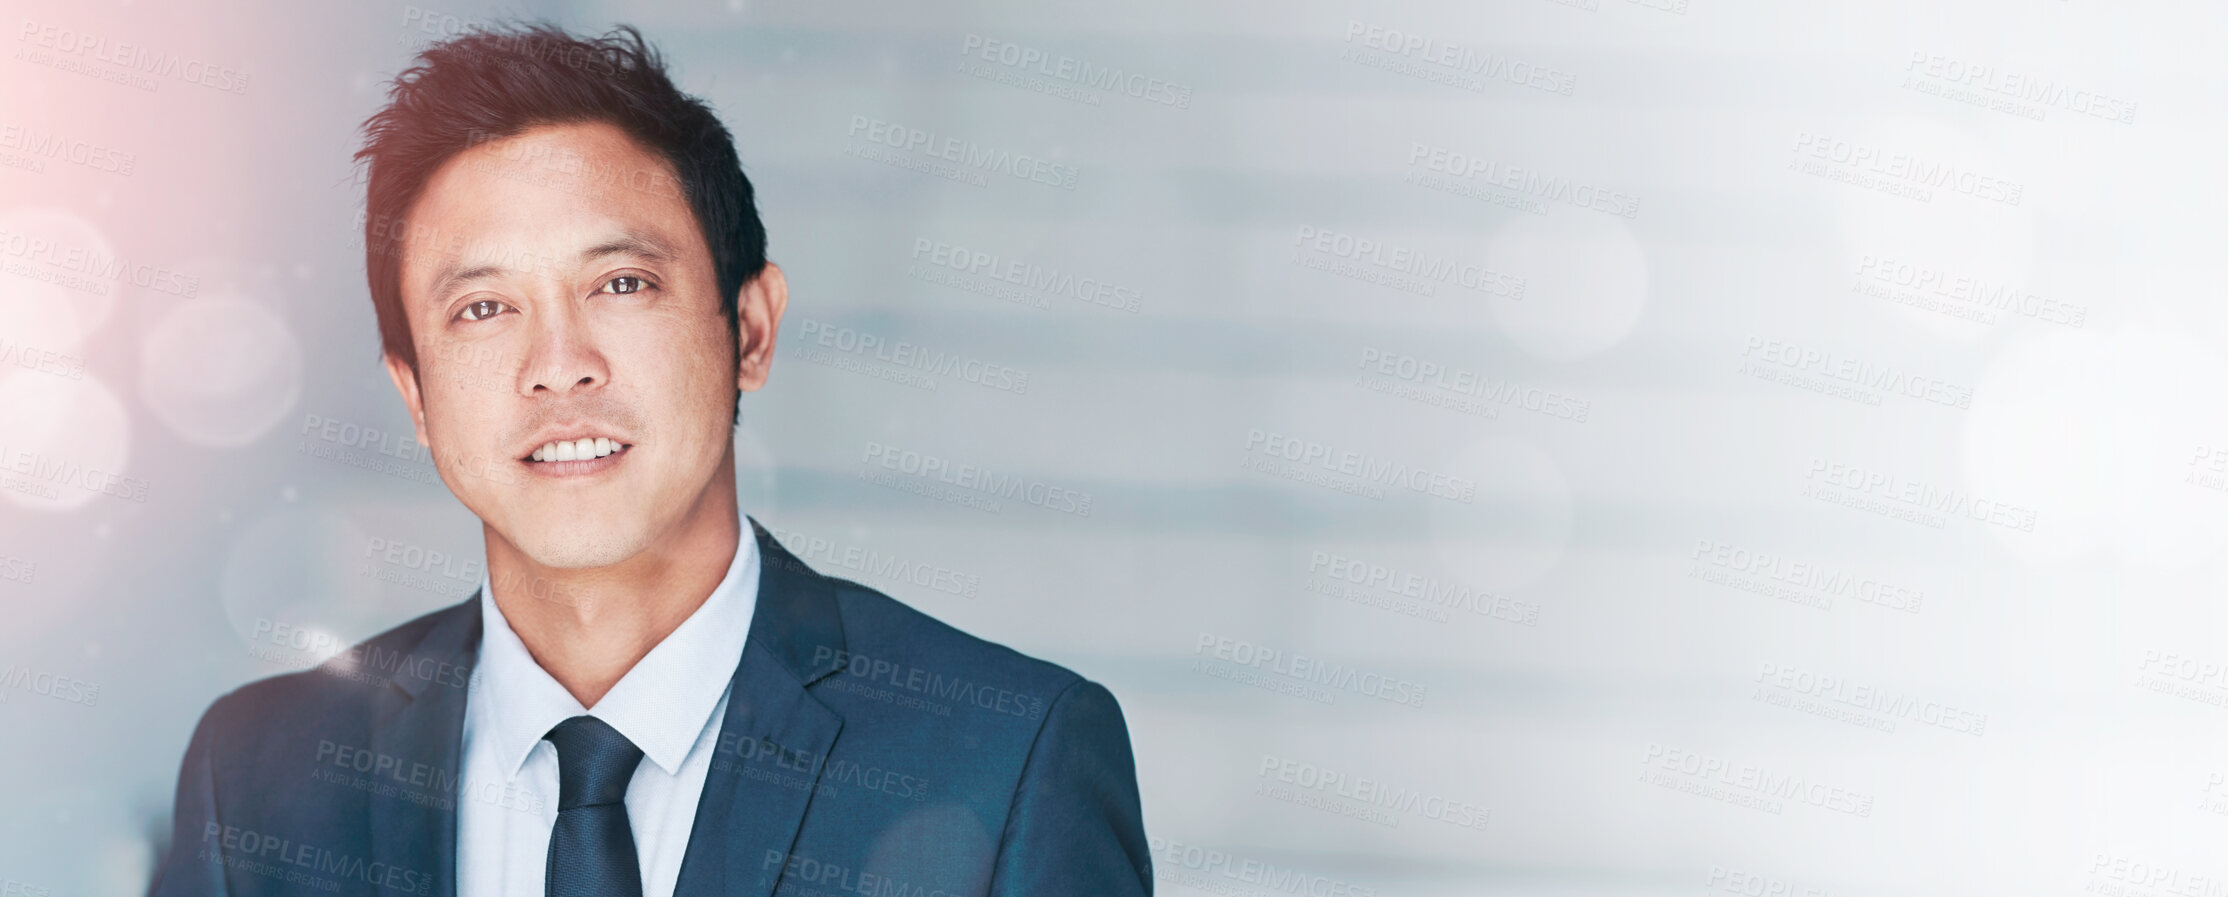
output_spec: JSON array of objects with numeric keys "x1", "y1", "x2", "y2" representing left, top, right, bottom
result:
[
  {"x1": 396, "y1": 126, "x2": 700, "y2": 299},
  {"x1": 450, "y1": 119, "x2": 677, "y2": 185},
  {"x1": 407, "y1": 123, "x2": 688, "y2": 243}
]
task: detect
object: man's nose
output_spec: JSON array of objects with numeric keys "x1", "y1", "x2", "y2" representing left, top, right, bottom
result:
[{"x1": 521, "y1": 299, "x2": 609, "y2": 395}]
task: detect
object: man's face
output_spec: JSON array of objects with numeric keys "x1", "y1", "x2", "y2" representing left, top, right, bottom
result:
[{"x1": 382, "y1": 121, "x2": 773, "y2": 569}]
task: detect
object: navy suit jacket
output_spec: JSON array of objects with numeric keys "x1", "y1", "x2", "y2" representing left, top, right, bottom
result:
[{"x1": 149, "y1": 519, "x2": 1152, "y2": 897}]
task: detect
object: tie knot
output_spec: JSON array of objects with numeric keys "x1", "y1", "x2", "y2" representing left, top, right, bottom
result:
[{"x1": 543, "y1": 715, "x2": 644, "y2": 810}]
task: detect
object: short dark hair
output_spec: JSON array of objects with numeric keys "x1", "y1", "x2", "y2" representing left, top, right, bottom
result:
[{"x1": 354, "y1": 23, "x2": 766, "y2": 392}]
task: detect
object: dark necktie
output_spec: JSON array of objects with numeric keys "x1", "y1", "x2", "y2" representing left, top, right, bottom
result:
[{"x1": 543, "y1": 715, "x2": 646, "y2": 897}]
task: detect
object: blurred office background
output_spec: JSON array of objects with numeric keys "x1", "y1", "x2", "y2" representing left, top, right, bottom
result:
[{"x1": 3, "y1": 0, "x2": 2221, "y2": 894}]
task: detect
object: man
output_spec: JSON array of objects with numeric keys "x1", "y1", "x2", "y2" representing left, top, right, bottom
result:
[{"x1": 150, "y1": 23, "x2": 1151, "y2": 897}]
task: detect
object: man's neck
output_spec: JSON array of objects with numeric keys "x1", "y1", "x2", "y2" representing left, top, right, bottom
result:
[{"x1": 482, "y1": 464, "x2": 742, "y2": 708}]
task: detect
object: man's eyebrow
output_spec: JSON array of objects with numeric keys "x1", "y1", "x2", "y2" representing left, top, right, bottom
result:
[
  {"x1": 426, "y1": 261, "x2": 506, "y2": 306},
  {"x1": 421, "y1": 231, "x2": 677, "y2": 308},
  {"x1": 581, "y1": 231, "x2": 678, "y2": 264}
]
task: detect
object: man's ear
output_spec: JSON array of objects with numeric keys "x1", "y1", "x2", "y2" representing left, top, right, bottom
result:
[
  {"x1": 736, "y1": 261, "x2": 788, "y2": 393},
  {"x1": 382, "y1": 351, "x2": 432, "y2": 446}
]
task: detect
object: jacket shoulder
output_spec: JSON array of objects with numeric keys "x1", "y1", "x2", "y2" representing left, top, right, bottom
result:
[
  {"x1": 196, "y1": 599, "x2": 474, "y2": 755},
  {"x1": 820, "y1": 576, "x2": 1090, "y2": 716}
]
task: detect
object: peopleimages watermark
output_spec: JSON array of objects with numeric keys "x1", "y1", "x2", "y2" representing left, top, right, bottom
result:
[
  {"x1": 1752, "y1": 661, "x2": 1987, "y2": 736},
  {"x1": 1739, "y1": 336, "x2": 1973, "y2": 410},
  {"x1": 296, "y1": 412, "x2": 441, "y2": 488},
  {"x1": 1705, "y1": 865, "x2": 1827, "y2": 897},
  {"x1": 0, "y1": 337, "x2": 86, "y2": 380},
  {"x1": 356, "y1": 206, "x2": 570, "y2": 279},
  {"x1": 1291, "y1": 225, "x2": 1525, "y2": 300},
  {"x1": 2201, "y1": 772, "x2": 2228, "y2": 818},
  {"x1": 0, "y1": 663, "x2": 98, "y2": 707},
  {"x1": 314, "y1": 740, "x2": 455, "y2": 802},
  {"x1": 791, "y1": 318, "x2": 1029, "y2": 395},
  {"x1": 196, "y1": 823, "x2": 431, "y2": 895},
  {"x1": 359, "y1": 535, "x2": 482, "y2": 599},
  {"x1": 764, "y1": 523, "x2": 982, "y2": 600},
  {"x1": 1242, "y1": 427, "x2": 1477, "y2": 505},
  {"x1": 1788, "y1": 131, "x2": 2025, "y2": 206},
  {"x1": 760, "y1": 850, "x2": 952, "y2": 897},
  {"x1": 857, "y1": 441, "x2": 1094, "y2": 517},
  {"x1": 393, "y1": 7, "x2": 619, "y2": 78},
  {"x1": 242, "y1": 618, "x2": 352, "y2": 668},
  {"x1": 843, "y1": 115, "x2": 1078, "y2": 191},
  {"x1": 956, "y1": 32, "x2": 1192, "y2": 109},
  {"x1": 309, "y1": 738, "x2": 546, "y2": 817},
  {"x1": 1803, "y1": 457, "x2": 2038, "y2": 533},
  {"x1": 0, "y1": 442, "x2": 150, "y2": 504},
  {"x1": 908, "y1": 237, "x2": 1143, "y2": 313},
  {"x1": 1356, "y1": 346, "x2": 1589, "y2": 423},
  {"x1": 0, "y1": 120, "x2": 135, "y2": 176},
  {"x1": 1339, "y1": 19, "x2": 1575, "y2": 96},
  {"x1": 1192, "y1": 632, "x2": 1429, "y2": 708},
  {"x1": 1307, "y1": 549, "x2": 1541, "y2": 627},
  {"x1": 243, "y1": 618, "x2": 473, "y2": 692},
  {"x1": 1256, "y1": 754, "x2": 1490, "y2": 831},
  {"x1": 810, "y1": 645, "x2": 1046, "y2": 721},
  {"x1": 1149, "y1": 836, "x2": 1379, "y2": 897},
  {"x1": 297, "y1": 412, "x2": 530, "y2": 490},
  {"x1": 1852, "y1": 254, "x2": 2087, "y2": 328},
  {"x1": 398, "y1": 4, "x2": 492, "y2": 40},
  {"x1": 0, "y1": 553, "x2": 32, "y2": 586},
  {"x1": 1406, "y1": 142, "x2": 1640, "y2": 218},
  {"x1": 1687, "y1": 538, "x2": 1924, "y2": 614},
  {"x1": 14, "y1": 19, "x2": 252, "y2": 94},
  {"x1": 2183, "y1": 446, "x2": 2228, "y2": 495},
  {"x1": 2084, "y1": 853, "x2": 2228, "y2": 897},
  {"x1": 454, "y1": 125, "x2": 691, "y2": 206},
  {"x1": 0, "y1": 877, "x2": 53, "y2": 897},
  {"x1": 1903, "y1": 51, "x2": 2138, "y2": 125},
  {"x1": 2131, "y1": 648, "x2": 2228, "y2": 712},
  {"x1": 0, "y1": 224, "x2": 199, "y2": 297},
  {"x1": 713, "y1": 735, "x2": 931, "y2": 804},
  {"x1": 1639, "y1": 742, "x2": 1875, "y2": 818}
]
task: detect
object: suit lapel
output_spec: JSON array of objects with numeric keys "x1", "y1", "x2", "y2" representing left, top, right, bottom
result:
[
  {"x1": 353, "y1": 517, "x2": 840, "y2": 897},
  {"x1": 674, "y1": 517, "x2": 849, "y2": 897},
  {"x1": 364, "y1": 593, "x2": 482, "y2": 897}
]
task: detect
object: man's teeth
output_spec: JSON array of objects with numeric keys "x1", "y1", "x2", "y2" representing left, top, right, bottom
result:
[{"x1": 529, "y1": 437, "x2": 620, "y2": 462}]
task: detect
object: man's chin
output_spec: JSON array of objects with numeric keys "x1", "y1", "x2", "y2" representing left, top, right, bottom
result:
[{"x1": 501, "y1": 526, "x2": 651, "y2": 574}]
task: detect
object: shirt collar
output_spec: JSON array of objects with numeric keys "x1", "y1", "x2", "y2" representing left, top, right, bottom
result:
[{"x1": 473, "y1": 516, "x2": 760, "y2": 778}]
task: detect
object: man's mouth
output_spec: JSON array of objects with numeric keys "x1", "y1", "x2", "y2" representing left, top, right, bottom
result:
[{"x1": 525, "y1": 437, "x2": 632, "y2": 463}]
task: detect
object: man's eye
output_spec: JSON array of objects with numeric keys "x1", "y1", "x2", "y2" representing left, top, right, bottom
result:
[
  {"x1": 458, "y1": 299, "x2": 510, "y2": 322},
  {"x1": 601, "y1": 275, "x2": 649, "y2": 295}
]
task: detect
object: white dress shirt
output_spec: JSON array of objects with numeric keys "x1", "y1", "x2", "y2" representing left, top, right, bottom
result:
[{"x1": 456, "y1": 522, "x2": 759, "y2": 897}]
